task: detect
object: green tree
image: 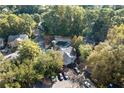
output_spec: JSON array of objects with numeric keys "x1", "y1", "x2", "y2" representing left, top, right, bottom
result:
[
  {"x1": 82, "y1": 8, "x2": 100, "y2": 37},
  {"x1": 91, "y1": 8, "x2": 114, "y2": 43},
  {"x1": 72, "y1": 35, "x2": 83, "y2": 49},
  {"x1": 18, "y1": 39, "x2": 42, "y2": 61},
  {"x1": 43, "y1": 6, "x2": 85, "y2": 36},
  {"x1": 32, "y1": 13, "x2": 41, "y2": 23},
  {"x1": 111, "y1": 9, "x2": 124, "y2": 26},
  {"x1": 87, "y1": 42, "x2": 124, "y2": 87},
  {"x1": 107, "y1": 24, "x2": 124, "y2": 45},
  {"x1": 36, "y1": 50, "x2": 64, "y2": 77},
  {"x1": 79, "y1": 44, "x2": 92, "y2": 62},
  {"x1": 0, "y1": 14, "x2": 36, "y2": 39},
  {"x1": 0, "y1": 59, "x2": 44, "y2": 88},
  {"x1": 16, "y1": 5, "x2": 43, "y2": 14},
  {"x1": 0, "y1": 52, "x2": 4, "y2": 62}
]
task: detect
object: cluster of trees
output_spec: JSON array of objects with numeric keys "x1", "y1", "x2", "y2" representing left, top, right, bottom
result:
[
  {"x1": 43, "y1": 6, "x2": 85, "y2": 36},
  {"x1": 72, "y1": 35, "x2": 83, "y2": 49},
  {"x1": 87, "y1": 42, "x2": 124, "y2": 87},
  {"x1": 0, "y1": 40, "x2": 63, "y2": 88},
  {"x1": 0, "y1": 5, "x2": 124, "y2": 88},
  {"x1": 0, "y1": 14, "x2": 36, "y2": 39},
  {"x1": 86, "y1": 24, "x2": 124, "y2": 87},
  {"x1": 42, "y1": 6, "x2": 124, "y2": 44},
  {"x1": 0, "y1": 5, "x2": 124, "y2": 43}
]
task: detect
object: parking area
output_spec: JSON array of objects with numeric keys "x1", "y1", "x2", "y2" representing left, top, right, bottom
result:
[
  {"x1": 52, "y1": 69, "x2": 81, "y2": 88},
  {"x1": 51, "y1": 67, "x2": 95, "y2": 88},
  {"x1": 52, "y1": 80, "x2": 80, "y2": 88}
]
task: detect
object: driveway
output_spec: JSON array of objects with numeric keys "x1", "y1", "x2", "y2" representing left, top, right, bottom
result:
[
  {"x1": 34, "y1": 29, "x2": 45, "y2": 49},
  {"x1": 52, "y1": 69, "x2": 81, "y2": 88},
  {"x1": 52, "y1": 80, "x2": 80, "y2": 88}
]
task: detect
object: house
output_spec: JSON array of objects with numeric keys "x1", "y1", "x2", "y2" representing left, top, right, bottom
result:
[
  {"x1": 52, "y1": 36, "x2": 76, "y2": 66},
  {"x1": 0, "y1": 38, "x2": 4, "y2": 49},
  {"x1": 52, "y1": 36, "x2": 71, "y2": 49},
  {"x1": 8, "y1": 34, "x2": 28, "y2": 48},
  {"x1": 8, "y1": 35, "x2": 18, "y2": 48},
  {"x1": 60, "y1": 46, "x2": 76, "y2": 66},
  {"x1": 19, "y1": 34, "x2": 28, "y2": 40},
  {"x1": 54, "y1": 36, "x2": 71, "y2": 43}
]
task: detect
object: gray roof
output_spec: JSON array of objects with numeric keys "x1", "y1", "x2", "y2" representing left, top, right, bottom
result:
[
  {"x1": 8, "y1": 35, "x2": 19, "y2": 42},
  {"x1": 60, "y1": 46, "x2": 76, "y2": 57},
  {"x1": 8, "y1": 34, "x2": 28, "y2": 42},
  {"x1": 19, "y1": 34, "x2": 28, "y2": 40}
]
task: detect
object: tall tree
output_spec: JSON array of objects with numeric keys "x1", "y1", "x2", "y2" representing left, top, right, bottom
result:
[
  {"x1": 87, "y1": 42, "x2": 124, "y2": 87},
  {"x1": 0, "y1": 14, "x2": 36, "y2": 39},
  {"x1": 72, "y1": 35, "x2": 83, "y2": 49},
  {"x1": 91, "y1": 8, "x2": 114, "y2": 43},
  {"x1": 16, "y1": 5, "x2": 43, "y2": 14},
  {"x1": 79, "y1": 44, "x2": 92, "y2": 62},
  {"x1": 43, "y1": 6, "x2": 85, "y2": 36},
  {"x1": 107, "y1": 24, "x2": 124, "y2": 45},
  {"x1": 18, "y1": 39, "x2": 42, "y2": 61},
  {"x1": 36, "y1": 50, "x2": 64, "y2": 77},
  {"x1": 82, "y1": 8, "x2": 100, "y2": 37}
]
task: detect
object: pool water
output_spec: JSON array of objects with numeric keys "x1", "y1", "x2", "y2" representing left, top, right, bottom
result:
[{"x1": 56, "y1": 41, "x2": 70, "y2": 48}]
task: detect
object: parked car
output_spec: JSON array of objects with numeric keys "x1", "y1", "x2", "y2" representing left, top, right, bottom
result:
[
  {"x1": 84, "y1": 81, "x2": 91, "y2": 88},
  {"x1": 51, "y1": 76, "x2": 57, "y2": 83},
  {"x1": 107, "y1": 83, "x2": 120, "y2": 88},
  {"x1": 74, "y1": 67, "x2": 80, "y2": 74},
  {"x1": 62, "y1": 72, "x2": 69, "y2": 80},
  {"x1": 84, "y1": 70, "x2": 91, "y2": 78},
  {"x1": 58, "y1": 73, "x2": 64, "y2": 81},
  {"x1": 67, "y1": 63, "x2": 78, "y2": 69}
]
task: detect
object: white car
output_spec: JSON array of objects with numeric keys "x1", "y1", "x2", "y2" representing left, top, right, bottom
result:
[
  {"x1": 58, "y1": 73, "x2": 64, "y2": 81},
  {"x1": 84, "y1": 81, "x2": 91, "y2": 88}
]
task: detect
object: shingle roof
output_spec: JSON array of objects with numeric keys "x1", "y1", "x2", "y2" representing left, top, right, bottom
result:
[{"x1": 8, "y1": 34, "x2": 28, "y2": 42}]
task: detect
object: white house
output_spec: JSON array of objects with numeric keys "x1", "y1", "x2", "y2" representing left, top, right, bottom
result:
[
  {"x1": 8, "y1": 34, "x2": 28, "y2": 48},
  {"x1": 60, "y1": 46, "x2": 76, "y2": 66},
  {"x1": 51, "y1": 36, "x2": 76, "y2": 65}
]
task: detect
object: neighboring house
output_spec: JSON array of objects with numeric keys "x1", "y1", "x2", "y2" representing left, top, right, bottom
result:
[
  {"x1": 8, "y1": 34, "x2": 28, "y2": 48},
  {"x1": 8, "y1": 35, "x2": 19, "y2": 48},
  {"x1": 0, "y1": 38, "x2": 4, "y2": 49},
  {"x1": 2, "y1": 8, "x2": 9, "y2": 12},
  {"x1": 4, "y1": 51, "x2": 19, "y2": 60}
]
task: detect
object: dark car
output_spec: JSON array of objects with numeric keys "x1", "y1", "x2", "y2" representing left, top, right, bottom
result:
[
  {"x1": 84, "y1": 70, "x2": 91, "y2": 78},
  {"x1": 74, "y1": 67, "x2": 80, "y2": 74},
  {"x1": 107, "y1": 83, "x2": 121, "y2": 88},
  {"x1": 58, "y1": 73, "x2": 64, "y2": 81},
  {"x1": 67, "y1": 63, "x2": 78, "y2": 69},
  {"x1": 62, "y1": 72, "x2": 69, "y2": 80}
]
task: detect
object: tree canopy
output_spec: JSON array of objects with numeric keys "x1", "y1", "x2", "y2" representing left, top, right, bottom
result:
[
  {"x1": 43, "y1": 6, "x2": 85, "y2": 36},
  {"x1": 0, "y1": 14, "x2": 36, "y2": 39},
  {"x1": 107, "y1": 24, "x2": 124, "y2": 45},
  {"x1": 18, "y1": 39, "x2": 42, "y2": 61},
  {"x1": 0, "y1": 5, "x2": 124, "y2": 88},
  {"x1": 87, "y1": 42, "x2": 124, "y2": 87}
]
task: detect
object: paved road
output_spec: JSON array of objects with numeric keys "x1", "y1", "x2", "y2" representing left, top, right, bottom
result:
[
  {"x1": 52, "y1": 80, "x2": 80, "y2": 88},
  {"x1": 34, "y1": 29, "x2": 45, "y2": 49}
]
